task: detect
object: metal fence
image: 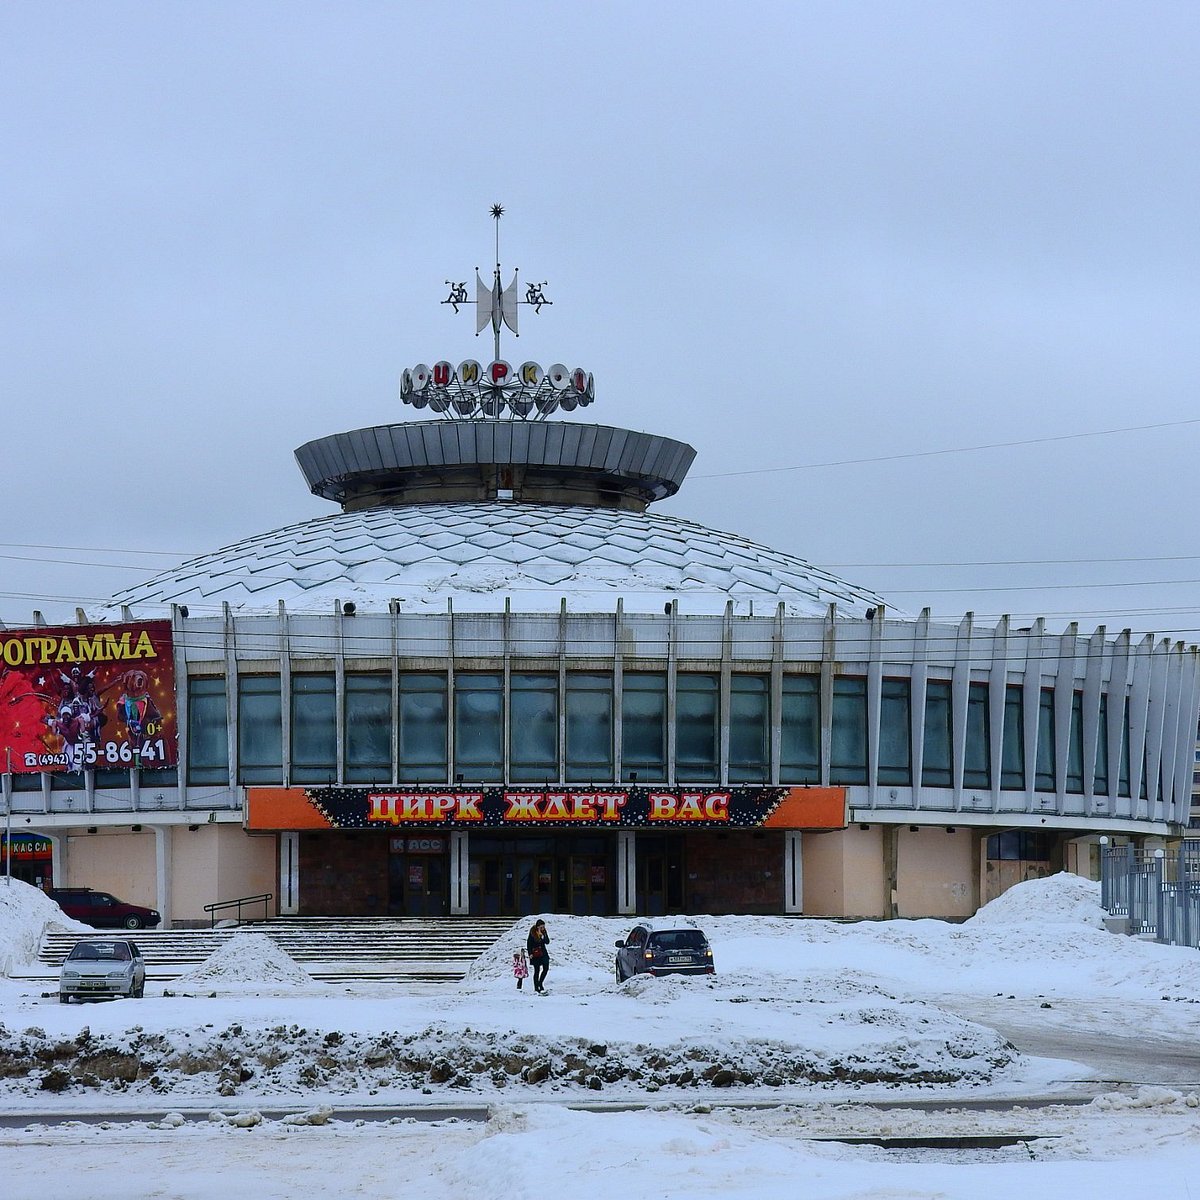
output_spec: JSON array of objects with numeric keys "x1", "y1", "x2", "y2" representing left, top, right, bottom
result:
[{"x1": 1100, "y1": 841, "x2": 1200, "y2": 949}]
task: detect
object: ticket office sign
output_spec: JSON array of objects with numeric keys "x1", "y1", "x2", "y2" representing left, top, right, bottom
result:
[
  {"x1": 247, "y1": 784, "x2": 848, "y2": 831},
  {"x1": 0, "y1": 620, "x2": 177, "y2": 774}
]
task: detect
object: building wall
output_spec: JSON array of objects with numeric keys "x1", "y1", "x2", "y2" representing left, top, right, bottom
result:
[
  {"x1": 299, "y1": 831, "x2": 388, "y2": 915},
  {"x1": 895, "y1": 826, "x2": 975, "y2": 918},
  {"x1": 683, "y1": 831, "x2": 782, "y2": 914},
  {"x1": 64, "y1": 830, "x2": 156, "y2": 907},
  {"x1": 168, "y1": 825, "x2": 277, "y2": 924},
  {"x1": 802, "y1": 826, "x2": 888, "y2": 917}
]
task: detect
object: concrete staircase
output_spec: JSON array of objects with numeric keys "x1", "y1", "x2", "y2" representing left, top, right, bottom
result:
[{"x1": 25, "y1": 917, "x2": 516, "y2": 984}]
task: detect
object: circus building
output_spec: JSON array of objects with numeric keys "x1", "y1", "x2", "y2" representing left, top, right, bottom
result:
[{"x1": 3, "y1": 220, "x2": 1199, "y2": 927}]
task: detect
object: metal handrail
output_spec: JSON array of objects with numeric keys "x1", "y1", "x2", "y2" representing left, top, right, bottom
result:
[{"x1": 203, "y1": 892, "x2": 274, "y2": 928}]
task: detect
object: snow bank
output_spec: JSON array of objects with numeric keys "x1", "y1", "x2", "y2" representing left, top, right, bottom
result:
[
  {"x1": 966, "y1": 872, "x2": 1105, "y2": 927},
  {"x1": 0, "y1": 879, "x2": 90, "y2": 976},
  {"x1": 169, "y1": 932, "x2": 326, "y2": 995}
]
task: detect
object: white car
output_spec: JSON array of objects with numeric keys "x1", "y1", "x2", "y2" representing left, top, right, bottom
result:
[{"x1": 59, "y1": 938, "x2": 146, "y2": 1002}]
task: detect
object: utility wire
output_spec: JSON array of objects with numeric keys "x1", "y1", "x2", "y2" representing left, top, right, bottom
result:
[{"x1": 693, "y1": 415, "x2": 1200, "y2": 480}]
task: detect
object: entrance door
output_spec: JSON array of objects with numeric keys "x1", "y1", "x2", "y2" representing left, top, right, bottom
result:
[
  {"x1": 470, "y1": 835, "x2": 611, "y2": 916},
  {"x1": 388, "y1": 839, "x2": 448, "y2": 916},
  {"x1": 637, "y1": 835, "x2": 684, "y2": 915}
]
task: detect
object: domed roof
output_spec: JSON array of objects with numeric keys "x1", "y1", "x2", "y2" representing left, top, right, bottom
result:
[{"x1": 104, "y1": 502, "x2": 890, "y2": 618}]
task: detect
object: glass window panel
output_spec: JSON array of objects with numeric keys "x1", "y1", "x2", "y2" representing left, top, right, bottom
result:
[
  {"x1": 1035, "y1": 688, "x2": 1056, "y2": 792},
  {"x1": 92, "y1": 767, "x2": 131, "y2": 789},
  {"x1": 621, "y1": 672, "x2": 666, "y2": 781},
  {"x1": 291, "y1": 673, "x2": 336, "y2": 784},
  {"x1": 922, "y1": 681, "x2": 952, "y2": 787},
  {"x1": 139, "y1": 767, "x2": 178, "y2": 788},
  {"x1": 455, "y1": 673, "x2": 503, "y2": 782},
  {"x1": 964, "y1": 682, "x2": 990, "y2": 789},
  {"x1": 729, "y1": 675, "x2": 769, "y2": 783},
  {"x1": 345, "y1": 674, "x2": 391, "y2": 784},
  {"x1": 676, "y1": 673, "x2": 718, "y2": 783},
  {"x1": 877, "y1": 678, "x2": 911, "y2": 786},
  {"x1": 1001, "y1": 685, "x2": 1025, "y2": 790},
  {"x1": 399, "y1": 673, "x2": 448, "y2": 783},
  {"x1": 1094, "y1": 693, "x2": 1109, "y2": 794},
  {"x1": 187, "y1": 677, "x2": 228, "y2": 787},
  {"x1": 238, "y1": 674, "x2": 282, "y2": 785},
  {"x1": 830, "y1": 677, "x2": 867, "y2": 785},
  {"x1": 1066, "y1": 692, "x2": 1085, "y2": 794},
  {"x1": 780, "y1": 675, "x2": 819, "y2": 783},
  {"x1": 510, "y1": 673, "x2": 558, "y2": 783},
  {"x1": 565, "y1": 672, "x2": 613, "y2": 782}
]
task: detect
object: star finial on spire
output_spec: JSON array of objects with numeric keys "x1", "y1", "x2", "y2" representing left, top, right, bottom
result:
[{"x1": 490, "y1": 203, "x2": 505, "y2": 220}]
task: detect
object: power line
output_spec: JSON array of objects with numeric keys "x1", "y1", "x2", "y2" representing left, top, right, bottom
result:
[{"x1": 694, "y1": 416, "x2": 1200, "y2": 480}]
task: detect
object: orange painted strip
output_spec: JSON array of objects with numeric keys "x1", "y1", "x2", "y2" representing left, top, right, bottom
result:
[
  {"x1": 760, "y1": 787, "x2": 848, "y2": 830},
  {"x1": 246, "y1": 787, "x2": 333, "y2": 830}
]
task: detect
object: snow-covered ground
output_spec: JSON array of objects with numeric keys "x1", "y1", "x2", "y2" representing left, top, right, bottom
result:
[{"x1": 2, "y1": 874, "x2": 1200, "y2": 1198}]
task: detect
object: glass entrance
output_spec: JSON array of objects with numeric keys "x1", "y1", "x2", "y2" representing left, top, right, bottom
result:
[{"x1": 469, "y1": 834, "x2": 614, "y2": 917}]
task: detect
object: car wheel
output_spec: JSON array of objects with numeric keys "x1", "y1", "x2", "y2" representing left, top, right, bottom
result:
[
  {"x1": 122, "y1": 915, "x2": 144, "y2": 930},
  {"x1": 615, "y1": 959, "x2": 625, "y2": 983},
  {"x1": 133, "y1": 981, "x2": 144, "y2": 999},
  {"x1": 59, "y1": 993, "x2": 69, "y2": 1004}
]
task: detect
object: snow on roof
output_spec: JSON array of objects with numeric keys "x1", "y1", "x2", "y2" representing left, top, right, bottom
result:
[{"x1": 101, "y1": 502, "x2": 891, "y2": 617}]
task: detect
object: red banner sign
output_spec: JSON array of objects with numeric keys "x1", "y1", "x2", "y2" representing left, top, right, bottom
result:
[
  {"x1": 247, "y1": 784, "x2": 848, "y2": 831},
  {"x1": 0, "y1": 620, "x2": 177, "y2": 774}
]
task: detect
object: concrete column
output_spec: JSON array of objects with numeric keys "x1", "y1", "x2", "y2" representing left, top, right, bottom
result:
[
  {"x1": 783, "y1": 830, "x2": 803, "y2": 913},
  {"x1": 152, "y1": 825, "x2": 172, "y2": 929},
  {"x1": 449, "y1": 830, "x2": 470, "y2": 915},
  {"x1": 617, "y1": 830, "x2": 636, "y2": 915},
  {"x1": 278, "y1": 831, "x2": 300, "y2": 915}
]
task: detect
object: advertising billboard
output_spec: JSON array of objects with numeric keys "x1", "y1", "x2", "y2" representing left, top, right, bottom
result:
[
  {"x1": 0, "y1": 620, "x2": 176, "y2": 774},
  {"x1": 247, "y1": 784, "x2": 848, "y2": 831}
]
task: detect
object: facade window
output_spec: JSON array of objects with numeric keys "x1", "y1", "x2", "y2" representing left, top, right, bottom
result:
[
  {"x1": 987, "y1": 830, "x2": 1054, "y2": 860},
  {"x1": 1035, "y1": 688, "x2": 1056, "y2": 791},
  {"x1": 676, "y1": 673, "x2": 718, "y2": 782},
  {"x1": 398, "y1": 673, "x2": 447, "y2": 783},
  {"x1": 1094, "y1": 693, "x2": 1109, "y2": 794},
  {"x1": 964, "y1": 682, "x2": 990, "y2": 789},
  {"x1": 92, "y1": 766, "x2": 131, "y2": 790},
  {"x1": 510, "y1": 673, "x2": 558, "y2": 783},
  {"x1": 878, "y1": 678, "x2": 911, "y2": 786},
  {"x1": 780, "y1": 674, "x2": 819, "y2": 783},
  {"x1": 830, "y1": 677, "x2": 867, "y2": 785},
  {"x1": 345, "y1": 674, "x2": 391, "y2": 783},
  {"x1": 455, "y1": 672, "x2": 503, "y2": 782},
  {"x1": 187, "y1": 677, "x2": 228, "y2": 786},
  {"x1": 139, "y1": 767, "x2": 178, "y2": 788},
  {"x1": 1066, "y1": 692, "x2": 1085, "y2": 794},
  {"x1": 1001, "y1": 685, "x2": 1025, "y2": 790},
  {"x1": 922, "y1": 681, "x2": 952, "y2": 787},
  {"x1": 622, "y1": 672, "x2": 667, "y2": 781},
  {"x1": 729, "y1": 674, "x2": 769, "y2": 783},
  {"x1": 565, "y1": 672, "x2": 613, "y2": 782},
  {"x1": 291, "y1": 673, "x2": 336, "y2": 784},
  {"x1": 11, "y1": 772, "x2": 42, "y2": 792},
  {"x1": 238, "y1": 674, "x2": 282, "y2": 785}
]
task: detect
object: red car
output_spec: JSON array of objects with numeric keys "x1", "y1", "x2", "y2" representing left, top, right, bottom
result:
[{"x1": 48, "y1": 888, "x2": 161, "y2": 930}]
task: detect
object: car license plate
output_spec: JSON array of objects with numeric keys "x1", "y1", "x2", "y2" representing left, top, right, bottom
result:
[
  {"x1": 668, "y1": 955, "x2": 690, "y2": 964},
  {"x1": 79, "y1": 981, "x2": 104, "y2": 989}
]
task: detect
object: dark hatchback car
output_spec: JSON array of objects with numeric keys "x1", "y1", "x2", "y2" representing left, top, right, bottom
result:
[
  {"x1": 48, "y1": 888, "x2": 161, "y2": 930},
  {"x1": 615, "y1": 923, "x2": 715, "y2": 981}
]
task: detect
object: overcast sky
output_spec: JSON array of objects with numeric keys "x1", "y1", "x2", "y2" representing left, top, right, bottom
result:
[{"x1": 2, "y1": 2, "x2": 1199, "y2": 640}]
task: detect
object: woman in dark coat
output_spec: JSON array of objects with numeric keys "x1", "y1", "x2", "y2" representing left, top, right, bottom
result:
[{"x1": 526, "y1": 919, "x2": 550, "y2": 993}]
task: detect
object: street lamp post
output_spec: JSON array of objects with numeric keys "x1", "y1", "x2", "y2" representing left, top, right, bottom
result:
[{"x1": 4, "y1": 748, "x2": 11, "y2": 884}]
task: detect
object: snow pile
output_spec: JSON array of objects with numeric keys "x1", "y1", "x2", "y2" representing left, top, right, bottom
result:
[
  {"x1": 169, "y1": 932, "x2": 325, "y2": 995},
  {"x1": 966, "y1": 873, "x2": 1105, "y2": 927},
  {"x1": 0, "y1": 879, "x2": 90, "y2": 976}
]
